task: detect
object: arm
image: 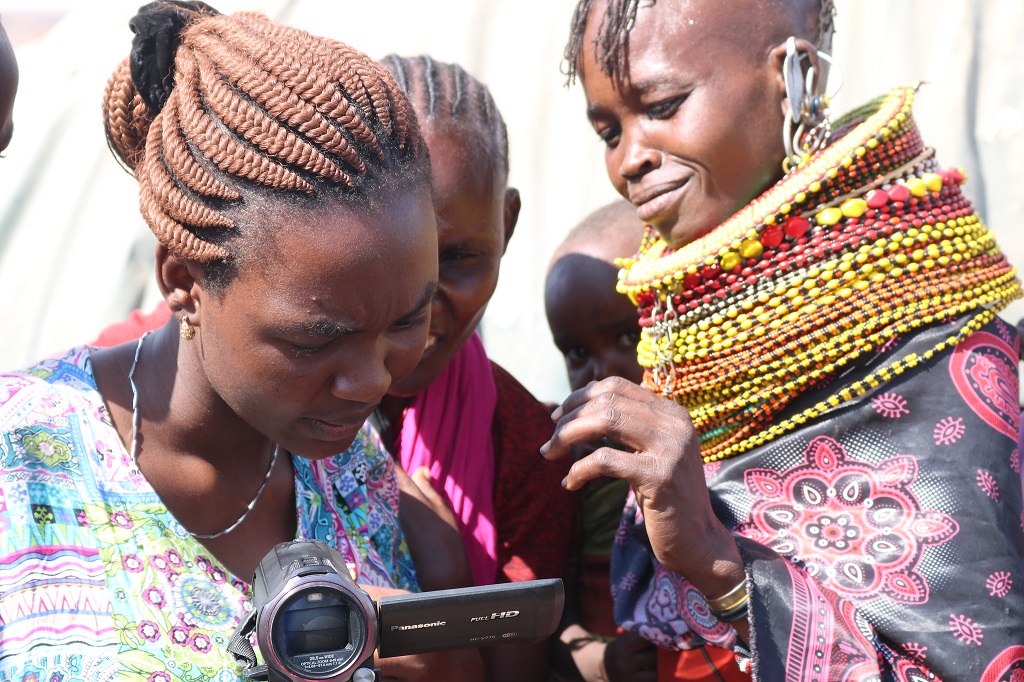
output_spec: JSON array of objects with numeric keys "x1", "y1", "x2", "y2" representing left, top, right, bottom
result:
[
  {"x1": 396, "y1": 466, "x2": 473, "y2": 591},
  {"x1": 540, "y1": 377, "x2": 750, "y2": 644},
  {"x1": 541, "y1": 355, "x2": 1024, "y2": 679}
]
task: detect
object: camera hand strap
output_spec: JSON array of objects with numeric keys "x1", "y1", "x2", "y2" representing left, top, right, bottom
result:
[{"x1": 227, "y1": 609, "x2": 270, "y2": 680}]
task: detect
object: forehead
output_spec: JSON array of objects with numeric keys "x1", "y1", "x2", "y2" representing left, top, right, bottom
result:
[
  {"x1": 421, "y1": 123, "x2": 504, "y2": 240},
  {"x1": 580, "y1": 0, "x2": 767, "y2": 85},
  {"x1": 245, "y1": 183, "x2": 435, "y2": 271},
  {"x1": 231, "y1": 186, "x2": 437, "y2": 316},
  {"x1": 423, "y1": 123, "x2": 501, "y2": 203}
]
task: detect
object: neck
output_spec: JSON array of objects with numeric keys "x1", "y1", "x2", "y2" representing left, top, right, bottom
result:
[{"x1": 129, "y1": 324, "x2": 274, "y2": 470}]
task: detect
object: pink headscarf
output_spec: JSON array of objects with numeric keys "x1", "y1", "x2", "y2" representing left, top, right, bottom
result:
[{"x1": 399, "y1": 333, "x2": 499, "y2": 586}]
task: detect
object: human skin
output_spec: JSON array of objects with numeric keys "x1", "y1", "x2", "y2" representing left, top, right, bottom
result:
[
  {"x1": 376, "y1": 122, "x2": 559, "y2": 682},
  {"x1": 91, "y1": 180, "x2": 485, "y2": 681},
  {"x1": 544, "y1": 0, "x2": 824, "y2": 646},
  {"x1": 546, "y1": 243, "x2": 645, "y2": 392},
  {"x1": 546, "y1": 217, "x2": 654, "y2": 681},
  {"x1": 384, "y1": 122, "x2": 520, "y2": 398},
  {"x1": 92, "y1": 182, "x2": 439, "y2": 576},
  {"x1": 0, "y1": 20, "x2": 18, "y2": 152},
  {"x1": 581, "y1": 0, "x2": 816, "y2": 251}
]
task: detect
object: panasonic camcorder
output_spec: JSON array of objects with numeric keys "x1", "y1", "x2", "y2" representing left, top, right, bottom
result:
[{"x1": 228, "y1": 539, "x2": 565, "y2": 682}]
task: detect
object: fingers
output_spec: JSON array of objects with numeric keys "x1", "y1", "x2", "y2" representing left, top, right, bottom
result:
[
  {"x1": 551, "y1": 376, "x2": 658, "y2": 422},
  {"x1": 542, "y1": 378, "x2": 694, "y2": 463},
  {"x1": 561, "y1": 444, "x2": 661, "y2": 491}
]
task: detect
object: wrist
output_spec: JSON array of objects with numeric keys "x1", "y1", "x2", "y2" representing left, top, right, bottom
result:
[
  {"x1": 571, "y1": 637, "x2": 607, "y2": 680},
  {"x1": 681, "y1": 526, "x2": 746, "y2": 599}
]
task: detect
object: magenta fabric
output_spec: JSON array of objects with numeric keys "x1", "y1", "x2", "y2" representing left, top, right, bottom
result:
[{"x1": 399, "y1": 333, "x2": 499, "y2": 586}]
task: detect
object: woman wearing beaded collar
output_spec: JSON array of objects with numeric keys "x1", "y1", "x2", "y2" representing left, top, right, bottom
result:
[
  {"x1": 543, "y1": 0, "x2": 1023, "y2": 678},
  {"x1": 0, "y1": 3, "x2": 485, "y2": 680}
]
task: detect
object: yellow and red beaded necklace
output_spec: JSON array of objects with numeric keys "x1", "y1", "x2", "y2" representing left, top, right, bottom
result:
[{"x1": 618, "y1": 86, "x2": 1021, "y2": 463}]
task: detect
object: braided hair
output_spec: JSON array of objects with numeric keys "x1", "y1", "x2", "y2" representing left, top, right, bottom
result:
[
  {"x1": 379, "y1": 54, "x2": 508, "y2": 181},
  {"x1": 563, "y1": 0, "x2": 836, "y2": 84},
  {"x1": 103, "y1": 1, "x2": 427, "y2": 281}
]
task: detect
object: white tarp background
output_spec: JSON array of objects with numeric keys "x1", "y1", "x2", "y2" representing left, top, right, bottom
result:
[{"x1": 0, "y1": 0, "x2": 1021, "y2": 404}]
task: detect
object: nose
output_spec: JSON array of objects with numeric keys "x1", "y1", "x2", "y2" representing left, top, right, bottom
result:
[
  {"x1": 617, "y1": 129, "x2": 661, "y2": 182},
  {"x1": 330, "y1": 344, "x2": 392, "y2": 404}
]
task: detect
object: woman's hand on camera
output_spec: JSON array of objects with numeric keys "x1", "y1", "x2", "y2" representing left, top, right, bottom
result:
[{"x1": 540, "y1": 377, "x2": 743, "y2": 598}]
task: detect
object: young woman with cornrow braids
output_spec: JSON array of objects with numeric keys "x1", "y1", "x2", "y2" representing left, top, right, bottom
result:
[
  {"x1": 368, "y1": 54, "x2": 575, "y2": 682},
  {"x1": 0, "y1": 3, "x2": 485, "y2": 680}
]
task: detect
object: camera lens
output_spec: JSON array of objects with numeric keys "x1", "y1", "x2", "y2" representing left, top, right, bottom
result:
[
  {"x1": 273, "y1": 587, "x2": 362, "y2": 677},
  {"x1": 282, "y1": 604, "x2": 349, "y2": 655}
]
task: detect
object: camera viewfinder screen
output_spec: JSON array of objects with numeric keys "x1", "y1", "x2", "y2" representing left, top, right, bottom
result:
[{"x1": 282, "y1": 605, "x2": 349, "y2": 655}]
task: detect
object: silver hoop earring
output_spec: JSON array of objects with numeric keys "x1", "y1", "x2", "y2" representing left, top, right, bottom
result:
[{"x1": 782, "y1": 36, "x2": 843, "y2": 171}]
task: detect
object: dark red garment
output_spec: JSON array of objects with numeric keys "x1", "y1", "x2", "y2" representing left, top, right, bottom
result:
[
  {"x1": 489, "y1": 362, "x2": 574, "y2": 583},
  {"x1": 92, "y1": 302, "x2": 172, "y2": 347}
]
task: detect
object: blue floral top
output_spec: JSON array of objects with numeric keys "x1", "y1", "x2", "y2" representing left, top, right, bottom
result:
[{"x1": 0, "y1": 347, "x2": 417, "y2": 681}]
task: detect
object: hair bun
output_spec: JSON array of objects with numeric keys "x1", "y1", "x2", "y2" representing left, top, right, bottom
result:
[{"x1": 129, "y1": 1, "x2": 219, "y2": 113}]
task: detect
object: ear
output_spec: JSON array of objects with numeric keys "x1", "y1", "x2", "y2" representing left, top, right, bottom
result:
[
  {"x1": 768, "y1": 37, "x2": 821, "y2": 118},
  {"x1": 501, "y1": 186, "x2": 521, "y2": 254},
  {"x1": 155, "y1": 244, "x2": 203, "y2": 325}
]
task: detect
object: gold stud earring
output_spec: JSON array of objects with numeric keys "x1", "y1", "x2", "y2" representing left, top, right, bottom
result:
[{"x1": 179, "y1": 315, "x2": 196, "y2": 340}]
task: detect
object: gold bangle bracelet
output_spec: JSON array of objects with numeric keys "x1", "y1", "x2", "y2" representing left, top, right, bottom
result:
[{"x1": 704, "y1": 579, "x2": 748, "y2": 613}]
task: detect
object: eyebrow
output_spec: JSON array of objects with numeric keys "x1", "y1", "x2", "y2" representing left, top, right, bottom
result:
[
  {"x1": 277, "y1": 318, "x2": 358, "y2": 339},
  {"x1": 397, "y1": 282, "x2": 438, "y2": 324},
  {"x1": 276, "y1": 282, "x2": 437, "y2": 338}
]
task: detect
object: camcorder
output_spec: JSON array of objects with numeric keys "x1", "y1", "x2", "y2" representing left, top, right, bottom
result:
[{"x1": 228, "y1": 539, "x2": 565, "y2": 682}]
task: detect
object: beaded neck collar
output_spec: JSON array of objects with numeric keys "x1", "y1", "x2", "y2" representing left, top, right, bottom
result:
[{"x1": 619, "y1": 85, "x2": 1022, "y2": 463}]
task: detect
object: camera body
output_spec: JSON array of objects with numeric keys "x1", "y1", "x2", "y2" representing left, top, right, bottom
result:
[{"x1": 229, "y1": 539, "x2": 564, "y2": 682}]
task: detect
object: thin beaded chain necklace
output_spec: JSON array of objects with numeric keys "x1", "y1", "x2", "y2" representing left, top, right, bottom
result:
[
  {"x1": 128, "y1": 332, "x2": 280, "y2": 539},
  {"x1": 618, "y1": 85, "x2": 1022, "y2": 463}
]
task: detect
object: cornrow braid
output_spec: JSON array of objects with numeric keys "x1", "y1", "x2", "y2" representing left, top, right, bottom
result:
[
  {"x1": 562, "y1": 0, "x2": 837, "y2": 84},
  {"x1": 102, "y1": 2, "x2": 425, "y2": 268},
  {"x1": 379, "y1": 54, "x2": 509, "y2": 179}
]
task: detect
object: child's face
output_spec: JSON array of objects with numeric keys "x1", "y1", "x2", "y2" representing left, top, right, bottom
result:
[
  {"x1": 0, "y1": 24, "x2": 18, "y2": 153},
  {"x1": 578, "y1": 0, "x2": 787, "y2": 250},
  {"x1": 546, "y1": 253, "x2": 643, "y2": 391},
  {"x1": 387, "y1": 124, "x2": 516, "y2": 397}
]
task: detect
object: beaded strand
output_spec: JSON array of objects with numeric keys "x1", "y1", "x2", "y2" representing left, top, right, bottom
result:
[{"x1": 618, "y1": 86, "x2": 1022, "y2": 463}]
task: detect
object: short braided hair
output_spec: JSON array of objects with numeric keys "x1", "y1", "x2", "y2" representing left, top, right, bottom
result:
[
  {"x1": 563, "y1": 0, "x2": 836, "y2": 84},
  {"x1": 103, "y1": 2, "x2": 426, "y2": 272},
  {"x1": 379, "y1": 54, "x2": 508, "y2": 180}
]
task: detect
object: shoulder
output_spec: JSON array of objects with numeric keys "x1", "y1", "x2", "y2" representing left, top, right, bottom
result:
[
  {"x1": 490, "y1": 361, "x2": 554, "y2": 437},
  {"x1": 1, "y1": 347, "x2": 102, "y2": 435}
]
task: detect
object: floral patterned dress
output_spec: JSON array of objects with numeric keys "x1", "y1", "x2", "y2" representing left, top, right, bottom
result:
[
  {"x1": 0, "y1": 347, "x2": 417, "y2": 682},
  {"x1": 611, "y1": 316, "x2": 1024, "y2": 680}
]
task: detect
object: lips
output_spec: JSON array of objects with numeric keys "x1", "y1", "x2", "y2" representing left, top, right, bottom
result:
[
  {"x1": 304, "y1": 408, "x2": 375, "y2": 443},
  {"x1": 629, "y1": 178, "x2": 691, "y2": 225}
]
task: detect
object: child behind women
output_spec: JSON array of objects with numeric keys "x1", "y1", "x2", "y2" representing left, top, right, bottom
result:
[{"x1": 546, "y1": 200, "x2": 746, "y2": 682}]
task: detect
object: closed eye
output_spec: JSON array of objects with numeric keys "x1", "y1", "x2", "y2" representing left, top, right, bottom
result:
[
  {"x1": 595, "y1": 124, "x2": 621, "y2": 148},
  {"x1": 647, "y1": 95, "x2": 686, "y2": 120},
  {"x1": 439, "y1": 244, "x2": 478, "y2": 264},
  {"x1": 291, "y1": 339, "x2": 333, "y2": 358}
]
